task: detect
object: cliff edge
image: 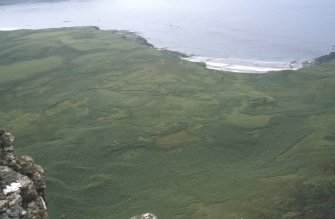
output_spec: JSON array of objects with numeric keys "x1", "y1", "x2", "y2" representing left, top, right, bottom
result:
[{"x1": 0, "y1": 129, "x2": 48, "y2": 219}]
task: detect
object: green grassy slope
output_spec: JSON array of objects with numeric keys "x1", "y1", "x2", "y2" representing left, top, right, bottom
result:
[{"x1": 0, "y1": 27, "x2": 334, "y2": 219}]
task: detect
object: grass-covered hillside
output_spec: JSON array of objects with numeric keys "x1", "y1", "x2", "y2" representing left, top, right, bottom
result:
[{"x1": 0, "y1": 27, "x2": 335, "y2": 219}]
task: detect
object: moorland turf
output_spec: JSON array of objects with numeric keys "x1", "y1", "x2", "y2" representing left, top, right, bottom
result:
[{"x1": 0, "y1": 27, "x2": 335, "y2": 219}]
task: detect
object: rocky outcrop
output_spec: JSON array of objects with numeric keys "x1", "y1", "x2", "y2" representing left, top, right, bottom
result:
[
  {"x1": 0, "y1": 129, "x2": 48, "y2": 219},
  {"x1": 302, "y1": 51, "x2": 335, "y2": 68},
  {"x1": 130, "y1": 213, "x2": 158, "y2": 219}
]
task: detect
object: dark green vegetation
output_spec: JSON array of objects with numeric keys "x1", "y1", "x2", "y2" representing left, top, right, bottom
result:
[{"x1": 0, "y1": 27, "x2": 335, "y2": 219}]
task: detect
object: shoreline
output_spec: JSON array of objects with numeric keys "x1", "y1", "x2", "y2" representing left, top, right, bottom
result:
[
  {"x1": 0, "y1": 26, "x2": 333, "y2": 74},
  {"x1": 181, "y1": 56, "x2": 303, "y2": 74}
]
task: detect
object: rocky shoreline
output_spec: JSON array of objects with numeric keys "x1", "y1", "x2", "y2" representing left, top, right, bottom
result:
[
  {"x1": 304, "y1": 51, "x2": 335, "y2": 67},
  {"x1": 107, "y1": 28, "x2": 189, "y2": 58},
  {"x1": 102, "y1": 27, "x2": 335, "y2": 73}
]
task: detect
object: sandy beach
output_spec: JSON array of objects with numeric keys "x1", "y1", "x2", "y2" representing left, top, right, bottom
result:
[
  {"x1": 182, "y1": 56, "x2": 303, "y2": 73},
  {"x1": 0, "y1": 27, "x2": 19, "y2": 31}
]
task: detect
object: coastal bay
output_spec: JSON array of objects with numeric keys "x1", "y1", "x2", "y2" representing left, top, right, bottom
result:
[{"x1": 1, "y1": 0, "x2": 335, "y2": 73}]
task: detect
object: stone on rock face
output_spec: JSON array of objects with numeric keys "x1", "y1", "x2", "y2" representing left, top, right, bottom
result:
[
  {"x1": 17, "y1": 155, "x2": 47, "y2": 191},
  {"x1": 0, "y1": 166, "x2": 47, "y2": 219},
  {"x1": 0, "y1": 132, "x2": 14, "y2": 149},
  {"x1": 0, "y1": 129, "x2": 48, "y2": 219},
  {"x1": 130, "y1": 213, "x2": 158, "y2": 219}
]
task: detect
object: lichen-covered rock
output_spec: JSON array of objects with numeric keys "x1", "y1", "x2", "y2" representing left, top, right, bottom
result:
[
  {"x1": 130, "y1": 213, "x2": 158, "y2": 219},
  {"x1": 15, "y1": 155, "x2": 47, "y2": 201},
  {"x1": 0, "y1": 129, "x2": 48, "y2": 219},
  {"x1": 0, "y1": 131, "x2": 14, "y2": 149},
  {"x1": 0, "y1": 166, "x2": 47, "y2": 219}
]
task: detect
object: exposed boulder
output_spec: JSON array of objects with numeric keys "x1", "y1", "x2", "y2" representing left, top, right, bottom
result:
[
  {"x1": 130, "y1": 213, "x2": 158, "y2": 219},
  {"x1": 0, "y1": 129, "x2": 48, "y2": 219}
]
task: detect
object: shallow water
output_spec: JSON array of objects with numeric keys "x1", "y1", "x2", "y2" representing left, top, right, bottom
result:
[{"x1": 1, "y1": 0, "x2": 335, "y2": 72}]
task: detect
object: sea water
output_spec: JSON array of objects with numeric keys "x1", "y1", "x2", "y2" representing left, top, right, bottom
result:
[{"x1": 1, "y1": 0, "x2": 335, "y2": 73}]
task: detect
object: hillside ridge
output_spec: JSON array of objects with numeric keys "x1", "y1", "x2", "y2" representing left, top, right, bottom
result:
[{"x1": 0, "y1": 27, "x2": 335, "y2": 218}]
